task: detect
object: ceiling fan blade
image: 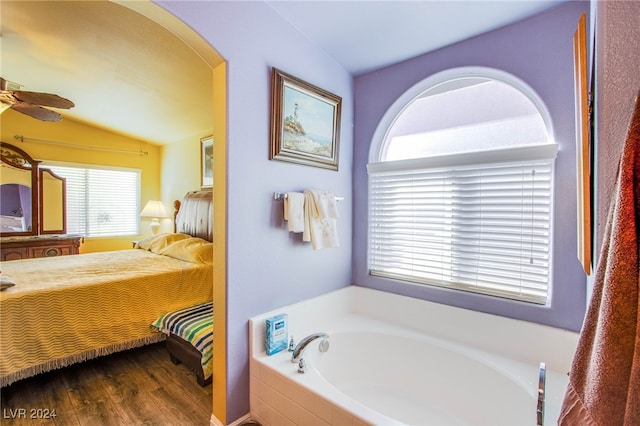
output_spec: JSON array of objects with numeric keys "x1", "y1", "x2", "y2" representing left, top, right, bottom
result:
[
  {"x1": 12, "y1": 91, "x2": 74, "y2": 109},
  {"x1": 11, "y1": 102, "x2": 63, "y2": 122},
  {"x1": 0, "y1": 78, "x2": 19, "y2": 91}
]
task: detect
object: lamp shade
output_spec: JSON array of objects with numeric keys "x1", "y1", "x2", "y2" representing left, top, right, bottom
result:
[
  {"x1": 140, "y1": 200, "x2": 167, "y2": 235},
  {"x1": 140, "y1": 200, "x2": 167, "y2": 218}
]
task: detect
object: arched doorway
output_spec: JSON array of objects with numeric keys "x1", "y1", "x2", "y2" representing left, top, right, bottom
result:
[
  {"x1": 1, "y1": 0, "x2": 228, "y2": 422},
  {"x1": 117, "y1": 4, "x2": 228, "y2": 422}
]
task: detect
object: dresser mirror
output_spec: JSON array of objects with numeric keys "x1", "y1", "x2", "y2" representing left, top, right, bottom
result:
[
  {"x1": 0, "y1": 142, "x2": 66, "y2": 236},
  {"x1": 1, "y1": 142, "x2": 38, "y2": 235},
  {"x1": 39, "y1": 168, "x2": 66, "y2": 234}
]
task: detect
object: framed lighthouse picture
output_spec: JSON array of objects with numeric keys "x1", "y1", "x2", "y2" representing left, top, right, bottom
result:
[{"x1": 269, "y1": 68, "x2": 342, "y2": 171}]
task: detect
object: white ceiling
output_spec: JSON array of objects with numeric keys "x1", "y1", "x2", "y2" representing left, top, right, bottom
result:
[
  {"x1": 266, "y1": 1, "x2": 566, "y2": 75},
  {"x1": 1, "y1": 0, "x2": 565, "y2": 146}
]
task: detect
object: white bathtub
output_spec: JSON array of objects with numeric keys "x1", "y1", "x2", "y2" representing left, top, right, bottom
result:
[{"x1": 249, "y1": 286, "x2": 579, "y2": 426}]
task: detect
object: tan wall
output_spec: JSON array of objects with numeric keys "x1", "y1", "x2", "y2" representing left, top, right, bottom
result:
[
  {"x1": 161, "y1": 131, "x2": 212, "y2": 212},
  {"x1": 1, "y1": 109, "x2": 162, "y2": 252},
  {"x1": 594, "y1": 1, "x2": 640, "y2": 254}
]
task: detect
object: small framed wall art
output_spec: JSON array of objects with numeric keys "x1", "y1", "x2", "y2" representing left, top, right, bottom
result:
[
  {"x1": 200, "y1": 136, "x2": 213, "y2": 189},
  {"x1": 270, "y1": 68, "x2": 342, "y2": 171}
]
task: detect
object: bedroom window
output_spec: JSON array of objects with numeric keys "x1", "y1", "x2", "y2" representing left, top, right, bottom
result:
[
  {"x1": 43, "y1": 164, "x2": 141, "y2": 237},
  {"x1": 368, "y1": 72, "x2": 557, "y2": 304}
]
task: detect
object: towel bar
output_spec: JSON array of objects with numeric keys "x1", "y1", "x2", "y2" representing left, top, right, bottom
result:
[{"x1": 273, "y1": 192, "x2": 344, "y2": 201}]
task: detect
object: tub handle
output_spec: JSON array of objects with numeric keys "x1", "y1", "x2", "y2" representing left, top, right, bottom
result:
[
  {"x1": 537, "y1": 362, "x2": 546, "y2": 426},
  {"x1": 297, "y1": 358, "x2": 307, "y2": 374}
]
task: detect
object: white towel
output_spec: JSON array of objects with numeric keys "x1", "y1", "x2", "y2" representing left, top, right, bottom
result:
[
  {"x1": 313, "y1": 189, "x2": 339, "y2": 219},
  {"x1": 302, "y1": 190, "x2": 317, "y2": 243},
  {"x1": 303, "y1": 189, "x2": 339, "y2": 250},
  {"x1": 284, "y1": 192, "x2": 305, "y2": 233}
]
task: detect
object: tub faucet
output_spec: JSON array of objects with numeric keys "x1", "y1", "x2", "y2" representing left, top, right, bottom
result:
[
  {"x1": 291, "y1": 332, "x2": 329, "y2": 363},
  {"x1": 537, "y1": 362, "x2": 546, "y2": 426}
]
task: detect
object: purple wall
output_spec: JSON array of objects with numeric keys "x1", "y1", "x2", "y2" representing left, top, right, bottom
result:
[
  {"x1": 0, "y1": 184, "x2": 32, "y2": 229},
  {"x1": 353, "y1": 2, "x2": 589, "y2": 333},
  {"x1": 156, "y1": 1, "x2": 353, "y2": 422},
  {"x1": 0, "y1": 184, "x2": 22, "y2": 217},
  {"x1": 154, "y1": 0, "x2": 598, "y2": 422}
]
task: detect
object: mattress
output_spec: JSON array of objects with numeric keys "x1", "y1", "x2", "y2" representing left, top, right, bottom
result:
[{"x1": 0, "y1": 242, "x2": 213, "y2": 386}]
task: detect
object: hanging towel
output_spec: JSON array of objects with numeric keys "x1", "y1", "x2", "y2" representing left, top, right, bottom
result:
[
  {"x1": 302, "y1": 189, "x2": 319, "y2": 244},
  {"x1": 302, "y1": 189, "x2": 340, "y2": 250},
  {"x1": 558, "y1": 94, "x2": 640, "y2": 426},
  {"x1": 284, "y1": 192, "x2": 305, "y2": 233},
  {"x1": 313, "y1": 189, "x2": 340, "y2": 219}
]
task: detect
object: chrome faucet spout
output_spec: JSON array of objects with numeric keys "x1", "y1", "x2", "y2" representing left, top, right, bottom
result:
[{"x1": 291, "y1": 332, "x2": 329, "y2": 363}]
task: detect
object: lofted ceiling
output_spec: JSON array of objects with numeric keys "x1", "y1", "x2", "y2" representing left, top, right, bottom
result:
[
  {"x1": 1, "y1": 0, "x2": 565, "y2": 146},
  {"x1": 0, "y1": 0, "x2": 218, "y2": 146}
]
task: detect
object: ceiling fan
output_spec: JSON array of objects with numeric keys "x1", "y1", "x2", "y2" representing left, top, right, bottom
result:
[{"x1": 0, "y1": 77, "x2": 74, "y2": 122}]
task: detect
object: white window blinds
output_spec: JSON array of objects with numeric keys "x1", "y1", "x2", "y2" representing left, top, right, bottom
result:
[
  {"x1": 46, "y1": 165, "x2": 140, "y2": 237},
  {"x1": 367, "y1": 144, "x2": 558, "y2": 304}
]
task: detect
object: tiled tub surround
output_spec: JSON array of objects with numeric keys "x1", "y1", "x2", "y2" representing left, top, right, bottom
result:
[{"x1": 249, "y1": 286, "x2": 579, "y2": 425}]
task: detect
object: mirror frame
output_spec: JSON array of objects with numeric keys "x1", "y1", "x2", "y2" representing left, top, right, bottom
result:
[
  {"x1": 0, "y1": 142, "x2": 39, "y2": 237},
  {"x1": 39, "y1": 168, "x2": 67, "y2": 235}
]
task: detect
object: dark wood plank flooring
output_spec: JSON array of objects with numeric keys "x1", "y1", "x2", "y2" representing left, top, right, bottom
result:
[{"x1": 0, "y1": 343, "x2": 213, "y2": 426}]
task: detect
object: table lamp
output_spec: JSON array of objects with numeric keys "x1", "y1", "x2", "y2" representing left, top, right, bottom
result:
[{"x1": 140, "y1": 200, "x2": 167, "y2": 235}]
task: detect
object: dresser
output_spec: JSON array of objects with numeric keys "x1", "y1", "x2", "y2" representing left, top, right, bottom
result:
[{"x1": 0, "y1": 235, "x2": 82, "y2": 261}]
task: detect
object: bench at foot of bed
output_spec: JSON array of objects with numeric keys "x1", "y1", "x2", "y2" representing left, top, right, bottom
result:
[
  {"x1": 152, "y1": 302, "x2": 213, "y2": 387},
  {"x1": 166, "y1": 333, "x2": 212, "y2": 387}
]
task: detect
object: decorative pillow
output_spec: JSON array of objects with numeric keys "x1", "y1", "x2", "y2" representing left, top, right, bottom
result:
[
  {"x1": 160, "y1": 237, "x2": 213, "y2": 264},
  {"x1": 1, "y1": 275, "x2": 16, "y2": 291},
  {"x1": 135, "y1": 233, "x2": 191, "y2": 253}
]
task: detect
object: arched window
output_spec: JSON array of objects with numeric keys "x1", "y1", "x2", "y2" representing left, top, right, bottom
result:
[{"x1": 367, "y1": 68, "x2": 557, "y2": 304}]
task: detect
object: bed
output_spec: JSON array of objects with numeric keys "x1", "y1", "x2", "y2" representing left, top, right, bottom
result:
[{"x1": 0, "y1": 190, "x2": 213, "y2": 387}]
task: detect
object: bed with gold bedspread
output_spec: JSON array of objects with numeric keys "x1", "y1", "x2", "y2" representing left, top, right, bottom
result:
[{"x1": 0, "y1": 191, "x2": 213, "y2": 387}]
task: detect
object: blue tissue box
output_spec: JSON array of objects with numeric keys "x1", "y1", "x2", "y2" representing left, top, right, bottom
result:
[{"x1": 265, "y1": 314, "x2": 288, "y2": 355}]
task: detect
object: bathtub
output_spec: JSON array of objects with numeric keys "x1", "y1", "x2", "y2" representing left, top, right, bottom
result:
[{"x1": 249, "y1": 286, "x2": 579, "y2": 425}]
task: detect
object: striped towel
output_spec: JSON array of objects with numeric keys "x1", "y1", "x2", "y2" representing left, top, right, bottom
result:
[{"x1": 152, "y1": 302, "x2": 213, "y2": 379}]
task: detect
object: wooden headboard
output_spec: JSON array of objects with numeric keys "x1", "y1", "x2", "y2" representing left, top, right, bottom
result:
[{"x1": 173, "y1": 190, "x2": 213, "y2": 242}]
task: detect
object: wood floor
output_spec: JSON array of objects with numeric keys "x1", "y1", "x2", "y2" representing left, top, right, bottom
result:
[{"x1": 0, "y1": 343, "x2": 213, "y2": 426}]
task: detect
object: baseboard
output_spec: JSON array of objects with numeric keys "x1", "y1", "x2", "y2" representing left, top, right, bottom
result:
[{"x1": 210, "y1": 413, "x2": 252, "y2": 426}]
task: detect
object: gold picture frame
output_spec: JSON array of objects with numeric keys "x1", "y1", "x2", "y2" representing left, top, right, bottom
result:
[
  {"x1": 270, "y1": 68, "x2": 342, "y2": 171},
  {"x1": 200, "y1": 136, "x2": 213, "y2": 189},
  {"x1": 574, "y1": 12, "x2": 591, "y2": 275}
]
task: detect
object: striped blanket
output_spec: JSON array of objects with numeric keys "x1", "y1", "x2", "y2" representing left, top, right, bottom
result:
[{"x1": 152, "y1": 302, "x2": 213, "y2": 379}]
